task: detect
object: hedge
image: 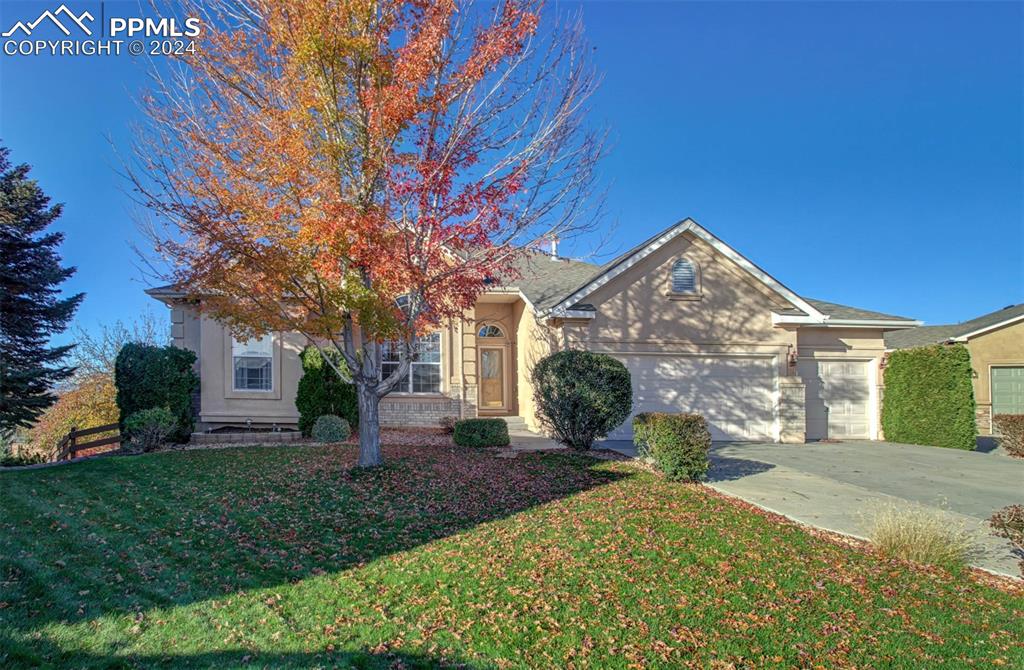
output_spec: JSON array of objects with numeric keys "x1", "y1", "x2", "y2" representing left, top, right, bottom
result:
[
  {"x1": 633, "y1": 412, "x2": 712, "y2": 482},
  {"x1": 453, "y1": 418, "x2": 510, "y2": 448},
  {"x1": 531, "y1": 349, "x2": 633, "y2": 450},
  {"x1": 881, "y1": 344, "x2": 976, "y2": 450},
  {"x1": 114, "y1": 343, "x2": 198, "y2": 443},
  {"x1": 296, "y1": 346, "x2": 358, "y2": 436}
]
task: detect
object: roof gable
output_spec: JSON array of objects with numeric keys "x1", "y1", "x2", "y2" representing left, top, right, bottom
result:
[{"x1": 543, "y1": 218, "x2": 825, "y2": 319}]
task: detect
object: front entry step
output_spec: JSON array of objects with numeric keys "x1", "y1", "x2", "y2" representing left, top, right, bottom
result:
[{"x1": 497, "y1": 416, "x2": 529, "y2": 431}]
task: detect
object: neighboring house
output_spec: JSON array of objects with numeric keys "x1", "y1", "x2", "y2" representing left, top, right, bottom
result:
[
  {"x1": 147, "y1": 218, "x2": 920, "y2": 442},
  {"x1": 885, "y1": 304, "x2": 1024, "y2": 435}
]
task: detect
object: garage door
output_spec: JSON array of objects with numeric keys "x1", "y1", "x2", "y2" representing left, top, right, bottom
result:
[
  {"x1": 798, "y1": 359, "x2": 870, "y2": 440},
  {"x1": 992, "y1": 367, "x2": 1024, "y2": 415},
  {"x1": 606, "y1": 354, "x2": 777, "y2": 441}
]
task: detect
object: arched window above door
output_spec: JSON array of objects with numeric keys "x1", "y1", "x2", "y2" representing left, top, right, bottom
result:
[{"x1": 477, "y1": 324, "x2": 505, "y2": 338}]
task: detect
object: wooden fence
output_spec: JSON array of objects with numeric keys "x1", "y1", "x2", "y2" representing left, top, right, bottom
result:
[{"x1": 54, "y1": 423, "x2": 122, "y2": 461}]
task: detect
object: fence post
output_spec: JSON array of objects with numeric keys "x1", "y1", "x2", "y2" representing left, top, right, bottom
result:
[{"x1": 68, "y1": 425, "x2": 76, "y2": 460}]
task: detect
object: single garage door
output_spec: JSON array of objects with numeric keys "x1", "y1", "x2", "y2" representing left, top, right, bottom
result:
[
  {"x1": 607, "y1": 354, "x2": 777, "y2": 441},
  {"x1": 798, "y1": 359, "x2": 871, "y2": 440},
  {"x1": 992, "y1": 367, "x2": 1024, "y2": 415}
]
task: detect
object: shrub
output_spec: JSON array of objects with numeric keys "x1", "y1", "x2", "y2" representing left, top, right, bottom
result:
[
  {"x1": 438, "y1": 415, "x2": 457, "y2": 435},
  {"x1": 296, "y1": 346, "x2": 358, "y2": 436},
  {"x1": 989, "y1": 505, "x2": 1024, "y2": 577},
  {"x1": 115, "y1": 343, "x2": 198, "y2": 443},
  {"x1": 993, "y1": 415, "x2": 1024, "y2": 458},
  {"x1": 881, "y1": 344, "x2": 976, "y2": 450},
  {"x1": 863, "y1": 502, "x2": 976, "y2": 568},
  {"x1": 531, "y1": 350, "x2": 632, "y2": 450},
  {"x1": 633, "y1": 413, "x2": 712, "y2": 481},
  {"x1": 311, "y1": 414, "x2": 351, "y2": 443},
  {"x1": 453, "y1": 418, "x2": 510, "y2": 448},
  {"x1": 123, "y1": 407, "x2": 177, "y2": 454}
]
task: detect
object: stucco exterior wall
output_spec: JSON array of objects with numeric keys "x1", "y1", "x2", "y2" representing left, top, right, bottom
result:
[
  {"x1": 966, "y1": 320, "x2": 1024, "y2": 435},
  {"x1": 561, "y1": 233, "x2": 797, "y2": 374},
  {"x1": 513, "y1": 301, "x2": 557, "y2": 431}
]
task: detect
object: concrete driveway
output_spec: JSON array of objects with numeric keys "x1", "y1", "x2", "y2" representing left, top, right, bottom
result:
[{"x1": 601, "y1": 439, "x2": 1024, "y2": 577}]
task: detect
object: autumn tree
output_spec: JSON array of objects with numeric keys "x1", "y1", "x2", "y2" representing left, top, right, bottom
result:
[{"x1": 131, "y1": 0, "x2": 603, "y2": 466}]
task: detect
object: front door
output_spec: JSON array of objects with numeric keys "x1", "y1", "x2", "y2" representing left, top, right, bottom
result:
[{"x1": 479, "y1": 347, "x2": 505, "y2": 410}]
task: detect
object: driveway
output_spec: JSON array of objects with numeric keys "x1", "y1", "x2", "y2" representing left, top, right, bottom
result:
[{"x1": 601, "y1": 439, "x2": 1024, "y2": 577}]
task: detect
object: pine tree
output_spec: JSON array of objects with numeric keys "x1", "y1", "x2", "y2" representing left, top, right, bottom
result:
[{"x1": 0, "y1": 146, "x2": 84, "y2": 435}]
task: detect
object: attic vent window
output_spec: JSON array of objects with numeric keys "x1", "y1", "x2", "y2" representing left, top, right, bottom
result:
[{"x1": 671, "y1": 259, "x2": 697, "y2": 294}]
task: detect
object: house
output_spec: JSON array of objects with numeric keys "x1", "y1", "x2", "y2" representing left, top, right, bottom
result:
[
  {"x1": 885, "y1": 304, "x2": 1024, "y2": 435},
  {"x1": 147, "y1": 218, "x2": 920, "y2": 443}
]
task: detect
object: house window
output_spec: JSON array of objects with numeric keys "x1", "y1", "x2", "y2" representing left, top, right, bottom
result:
[
  {"x1": 381, "y1": 332, "x2": 442, "y2": 394},
  {"x1": 477, "y1": 324, "x2": 504, "y2": 338},
  {"x1": 232, "y1": 334, "x2": 273, "y2": 391},
  {"x1": 671, "y1": 259, "x2": 697, "y2": 294}
]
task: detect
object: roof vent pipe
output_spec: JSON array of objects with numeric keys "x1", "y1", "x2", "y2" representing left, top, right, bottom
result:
[{"x1": 549, "y1": 236, "x2": 559, "y2": 261}]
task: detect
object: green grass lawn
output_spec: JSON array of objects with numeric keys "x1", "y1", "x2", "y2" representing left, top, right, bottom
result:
[{"x1": 2, "y1": 445, "x2": 1022, "y2": 669}]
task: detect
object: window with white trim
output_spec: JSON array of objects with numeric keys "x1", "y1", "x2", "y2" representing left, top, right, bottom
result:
[
  {"x1": 671, "y1": 259, "x2": 697, "y2": 294},
  {"x1": 232, "y1": 334, "x2": 273, "y2": 391},
  {"x1": 381, "y1": 332, "x2": 442, "y2": 394}
]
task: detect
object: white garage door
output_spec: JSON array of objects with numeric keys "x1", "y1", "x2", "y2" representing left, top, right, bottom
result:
[
  {"x1": 798, "y1": 359, "x2": 871, "y2": 440},
  {"x1": 607, "y1": 354, "x2": 777, "y2": 441}
]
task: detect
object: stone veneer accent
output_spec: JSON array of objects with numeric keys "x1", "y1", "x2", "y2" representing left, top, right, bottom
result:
[
  {"x1": 976, "y1": 404, "x2": 992, "y2": 436},
  {"x1": 778, "y1": 377, "x2": 806, "y2": 443},
  {"x1": 379, "y1": 384, "x2": 479, "y2": 428}
]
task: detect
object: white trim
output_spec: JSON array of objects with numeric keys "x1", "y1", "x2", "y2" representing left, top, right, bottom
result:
[
  {"x1": 774, "y1": 316, "x2": 923, "y2": 328},
  {"x1": 952, "y1": 313, "x2": 1024, "y2": 341},
  {"x1": 543, "y1": 218, "x2": 826, "y2": 321}
]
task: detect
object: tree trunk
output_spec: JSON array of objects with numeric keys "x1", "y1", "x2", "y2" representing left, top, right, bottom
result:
[{"x1": 356, "y1": 381, "x2": 382, "y2": 467}]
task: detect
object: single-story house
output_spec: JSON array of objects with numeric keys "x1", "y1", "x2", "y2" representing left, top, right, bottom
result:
[
  {"x1": 147, "y1": 218, "x2": 920, "y2": 442},
  {"x1": 885, "y1": 303, "x2": 1024, "y2": 435}
]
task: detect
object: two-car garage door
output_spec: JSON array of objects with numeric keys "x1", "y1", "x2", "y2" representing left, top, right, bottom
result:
[{"x1": 606, "y1": 354, "x2": 777, "y2": 441}]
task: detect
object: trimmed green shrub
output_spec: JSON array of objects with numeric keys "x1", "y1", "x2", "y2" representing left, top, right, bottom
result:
[
  {"x1": 633, "y1": 412, "x2": 712, "y2": 482},
  {"x1": 296, "y1": 346, "x2": 358, "y2": 436},
  {"x1": 993, "y1": 414, "x2": 1024, "y2": 458},
  {"x1": 881, "y1": 344, "x2": 976, "y2": 450},
  {"x1": 453, "y1": 418, "x2": 510, "y2": 448},
  {"x1": 115, "y1": 343, "x2": 198, "y2": 442},
  {"x1": 311, "y1": 414, "x2": 351, "y2": 443},
  {"x1": 531, "y1": 350, "x2": 632, "y2": 450},
  {"x1": 123, "y1": 407, "x2": 177, "y2": 454}
]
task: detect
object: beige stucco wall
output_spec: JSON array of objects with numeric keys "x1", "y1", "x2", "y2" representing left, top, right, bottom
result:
[
  {"x1": 966, "y1": 320, "x2": 1024, "y2": 435},
  {"x1": 513, "y1": 300, "x2": 556, "y2": 431},
  {"x1": 559, "y1": 232, "x2": 797, "y2": 372}
]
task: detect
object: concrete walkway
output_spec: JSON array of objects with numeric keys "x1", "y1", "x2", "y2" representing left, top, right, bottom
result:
[{"x1": 601, "y1": 439, "x2": 1023, "y2": 577}]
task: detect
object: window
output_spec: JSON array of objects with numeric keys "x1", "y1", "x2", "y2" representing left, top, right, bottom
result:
[
  {"x1": 381, "y1": 332, "x2": 442, "y2": 394},
  {"x1": 232, "y1": 334, "x2": 273, "y2": 391},
  {"x1": 671, "y1": 259, "x2": 697, "y2": 294},
  {"x1": 477, "y1": 324, "x2": 504, "y2": 338}
]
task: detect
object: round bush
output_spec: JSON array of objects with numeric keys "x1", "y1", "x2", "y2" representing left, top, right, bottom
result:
[
  {"x1": 123, "y1": 407, "x2": 177, "y2": 454},
  {"x1": 531, "y1": 350, "x2": 632, "y2": 450},
  {"x1": 633, "y1": 412, "x2": 712, "y2": 482},
  {"x1": 311, "y1": 414, "x2": 351, "y2": 443},
  {"x1": 453, "y1": 418, "x2": 510, "y2": 448}
]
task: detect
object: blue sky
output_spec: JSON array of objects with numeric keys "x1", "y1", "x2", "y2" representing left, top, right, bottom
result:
[{"x1": 1, "y1": 1, "x2": 1021, "y2": 345}]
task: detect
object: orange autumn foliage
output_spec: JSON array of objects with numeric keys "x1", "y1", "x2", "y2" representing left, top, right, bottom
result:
[{"x1": 132, "y1": 0, "x2": 602, "y2": 465}]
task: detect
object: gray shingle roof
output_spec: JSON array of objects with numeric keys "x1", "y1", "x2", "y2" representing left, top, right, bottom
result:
[
  {"x1": 884, "y1": 303, "x2": 1024, "y2": 350},
  {"x1": 501, "y1": 252, "x2": 603, "y2": 311},
  {"x1": 803, "y1": 298, "x2": 915, "y2": 322}
]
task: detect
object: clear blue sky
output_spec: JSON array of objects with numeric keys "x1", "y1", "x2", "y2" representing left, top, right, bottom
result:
[{"x1": 1, "y1": 1, "x2": 1021, "y2": 345}]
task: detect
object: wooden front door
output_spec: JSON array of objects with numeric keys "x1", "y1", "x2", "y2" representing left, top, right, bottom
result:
[{"x1": 479, "y1": 347, "x2": 505, "y2": 410}]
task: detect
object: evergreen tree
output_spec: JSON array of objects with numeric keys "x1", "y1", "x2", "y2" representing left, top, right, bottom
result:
[{"x1": 0, "y1": 146, "x2": 83, "y2": 435}]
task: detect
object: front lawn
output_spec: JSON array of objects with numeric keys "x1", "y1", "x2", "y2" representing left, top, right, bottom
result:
[{"x1": 2, "y1": 445, "x2": 1021, "y2": 668}]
